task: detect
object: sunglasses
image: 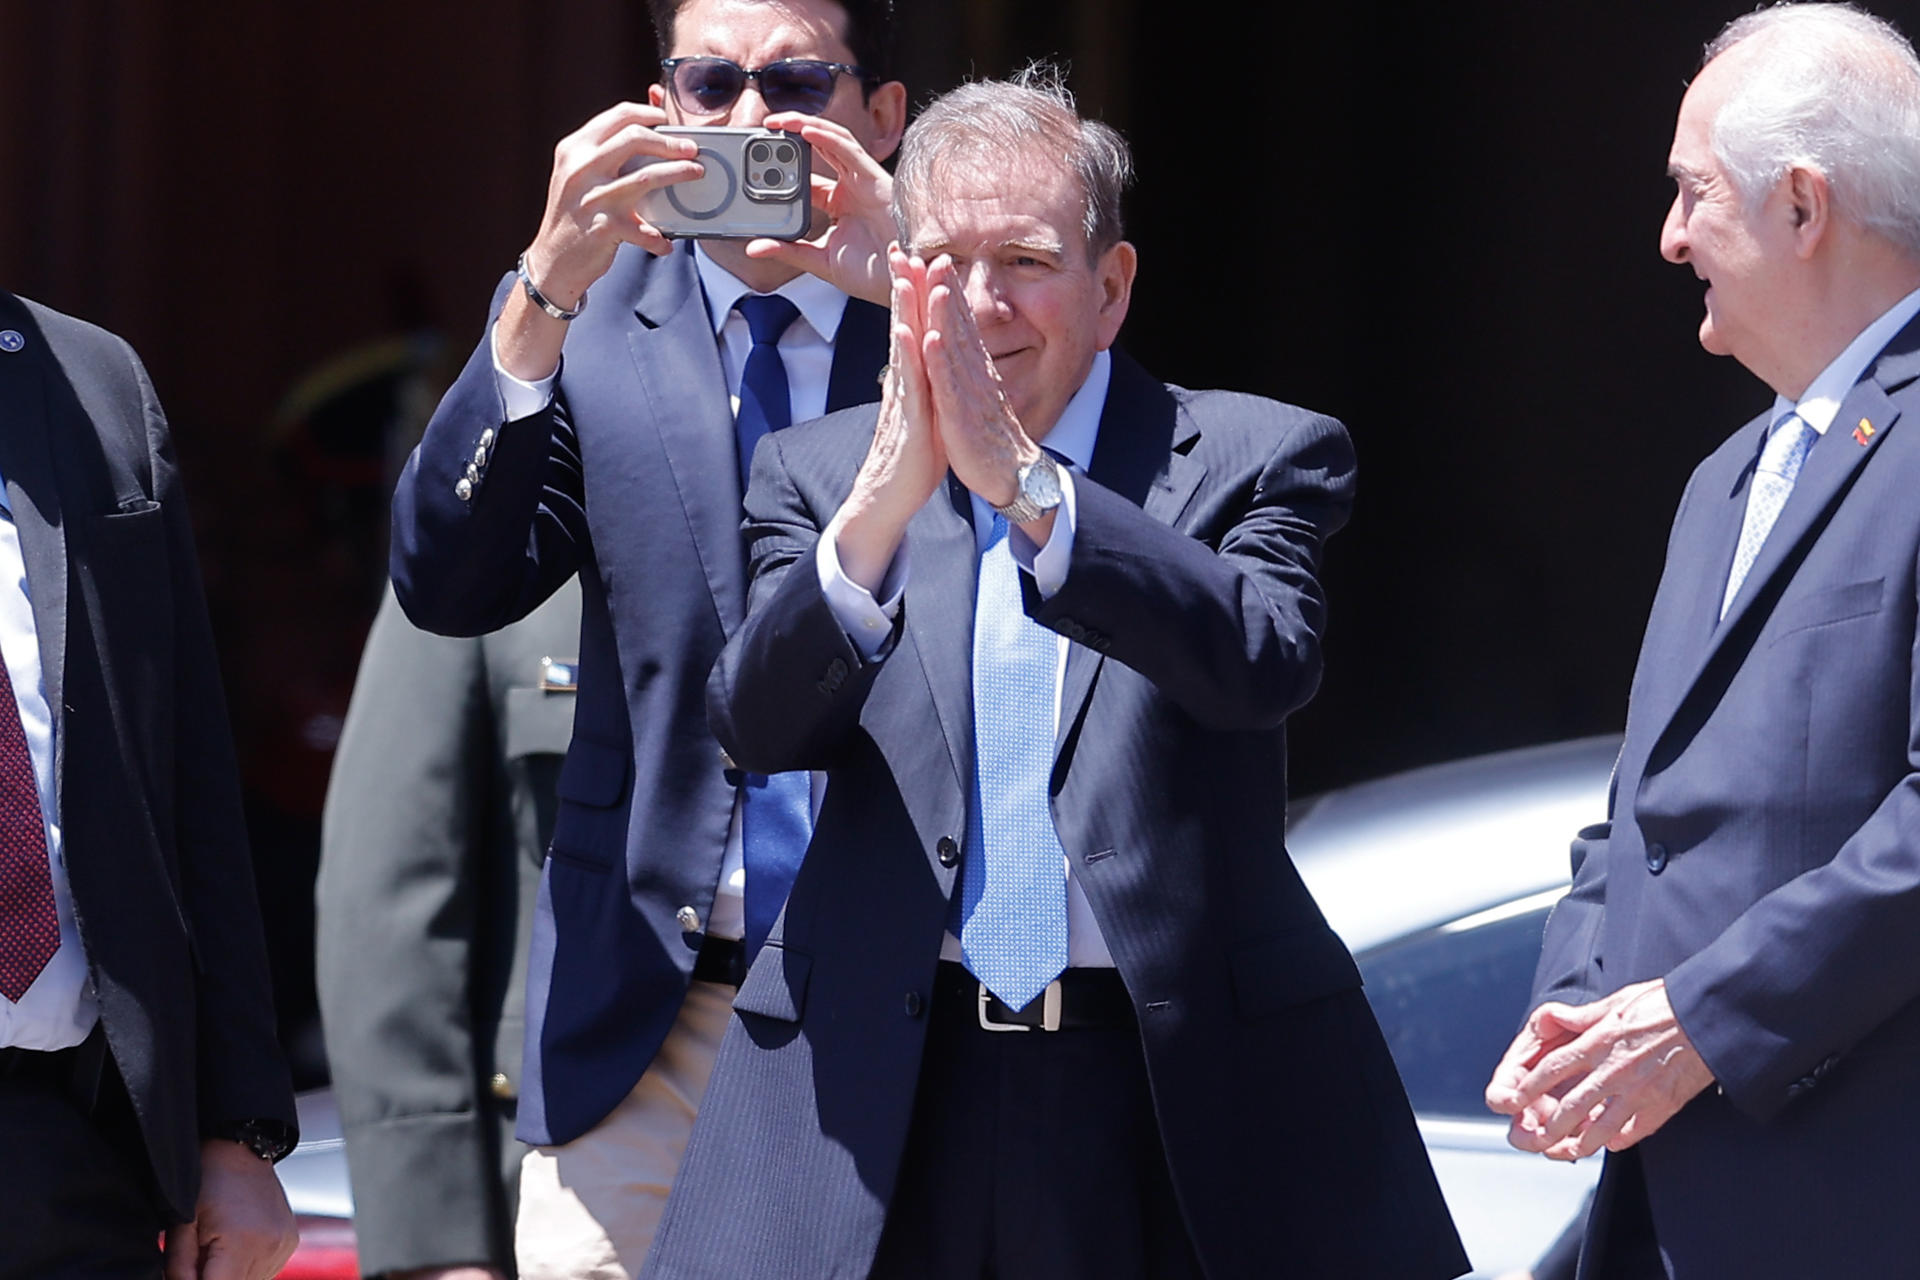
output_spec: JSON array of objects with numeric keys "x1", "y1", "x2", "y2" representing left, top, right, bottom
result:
[{"x1": 661, "y1": 57, "x2": 874, "y2": 117}]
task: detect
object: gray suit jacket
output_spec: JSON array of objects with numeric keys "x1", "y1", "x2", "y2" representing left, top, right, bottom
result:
[{"x1": 316, "y1": 581, "x2": 580, "y2": 1277}]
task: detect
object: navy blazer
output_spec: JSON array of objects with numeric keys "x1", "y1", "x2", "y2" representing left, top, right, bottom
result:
[
  {"x1": 649, "y1": 352, "x2": 1468, "y2": 1279},
  {"x1": 390, "y1": 243, "x2": 886, "y2": 1145},
  {"x1": 1532, "y1": 315, "x2": 1920, "y2": 1276},
  {"x1": 0, "y1": 293, "x2": 293, "y2": 1220}
]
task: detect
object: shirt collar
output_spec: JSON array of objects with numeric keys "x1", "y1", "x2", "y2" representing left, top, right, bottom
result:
[
  {"x1": 694, "y1": 243, "x2": 848, "y2": 345},
  {"x1": 1037, "y1": 349, "x2": 1112, "y2": 473},
  {"x1": 1776, "y1": 284, "x2": 1920, "y2": 435}
]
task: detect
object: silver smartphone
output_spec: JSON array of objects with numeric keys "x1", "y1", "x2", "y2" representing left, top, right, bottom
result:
[{"x1": 628, "y1": 126, "x2": 813, "y2": 241}]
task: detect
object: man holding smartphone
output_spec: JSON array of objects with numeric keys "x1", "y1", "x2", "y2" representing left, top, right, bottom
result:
[{"x1": 388, "y1": 1, "x2": 905, "y2": 1276}]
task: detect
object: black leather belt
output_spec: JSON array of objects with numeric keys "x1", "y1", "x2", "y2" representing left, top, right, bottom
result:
[
  {"x1": 692, "y1": 936, "x2": 747, "y2": 988},
  {"x1": 934, "y1": 960, "x2": 1135, "y2": 1032}
]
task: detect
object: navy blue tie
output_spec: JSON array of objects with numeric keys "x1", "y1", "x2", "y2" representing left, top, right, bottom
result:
[
  {"x1": 734, "y1": 293, "x2": 812, "y2": 956},
  {"x1": 734, "y1": 294, "x2": 801, "y2": 486}
]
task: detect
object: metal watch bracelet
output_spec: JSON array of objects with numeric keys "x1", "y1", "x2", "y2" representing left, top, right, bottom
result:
[{"x1": 516, "y1": 252, "x2": 586, "y2": 321}]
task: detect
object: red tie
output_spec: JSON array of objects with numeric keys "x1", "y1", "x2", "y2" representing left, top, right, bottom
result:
[{"x1": 0, "y1": 655, "x2": 54, "y2": 1003}]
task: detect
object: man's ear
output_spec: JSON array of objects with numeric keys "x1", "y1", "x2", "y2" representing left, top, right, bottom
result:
[
  {"x1": 649, "y1": 82, "x2": 667, "y2": 111},
  {"x1": 864, "y1": 80, "x2": 909, "y2": 165},
  {"x1": 1093, "y1": 240, "x2": 1138, "y2": 351},
  {"x1": 1786, "y1": 165, "x2": 1831, "y2": 259}
]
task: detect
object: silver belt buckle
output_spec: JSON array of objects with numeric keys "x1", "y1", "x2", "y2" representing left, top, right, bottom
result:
[{"x1": 977, "y1": 979, "x2": 1062, "y2": 1032}]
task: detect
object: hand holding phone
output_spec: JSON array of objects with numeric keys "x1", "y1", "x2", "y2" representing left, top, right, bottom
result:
[{"x1": 626, "y1": 126, "x2": 813, "y2": 242}]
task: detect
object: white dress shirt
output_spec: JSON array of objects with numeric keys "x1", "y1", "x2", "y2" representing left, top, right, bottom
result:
[
  {"x1": 494, "y1": 246, "x2": 847, "y2": 941},
  {"x1": 817, "y1": 350, "x2": 1118, "y2": 967},
  {"x1": 1772, "y1": 285, "x2": 1920, "y2": 435},
  {"x1": 0, "y1": 481, "x2": 94, "y2": 1050}
]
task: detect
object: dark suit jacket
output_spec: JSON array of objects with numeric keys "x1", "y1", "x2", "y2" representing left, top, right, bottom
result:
[
  {"x1": 650, "y1": 352, "x2": 1468, "y2": 1279},
  {"x1": 316, "y1": 580, "x2": 580, "y2": 1277},
  {"x1": 0, "y1": 292, "x2": 294, "y2": 1221},
  {"x1": 390, "y1": 243, "x2": 885, "y2": 1145},
  {"x1": 1532, "y1": 315, "x2": 1920, "y2": 1276}
]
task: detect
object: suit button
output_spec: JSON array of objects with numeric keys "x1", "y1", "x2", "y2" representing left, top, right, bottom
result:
[
  {"x1": 676, "y1": 906, "x2": 701, "y2": 933},
  {"x1": 455, "y1": 477, "x2": 474, "y2": 502},
  {"x1": 1646, "y1": 843, "x2": 1669, "y2": 874},
  {"x1": 489, "y1": 1072, "x2": 514, "y2": 1100},
  {"x1": 937, "y1": 836, "x2": 959, "y2": 867},
  {"x1": 479, "y1": 427, "x2": 496, "y2": 449},
  {"x1": 904, "y1": 991, "x2": 924, "y2": 1018}
]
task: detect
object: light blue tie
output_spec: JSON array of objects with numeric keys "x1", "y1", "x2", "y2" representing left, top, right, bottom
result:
[
  {"x1": 955, "y1": 515, "x2": 1069, "y2": 1010},
  {"x1": 1720, "y1": 412, "x2": 1818, "y2": 620}
]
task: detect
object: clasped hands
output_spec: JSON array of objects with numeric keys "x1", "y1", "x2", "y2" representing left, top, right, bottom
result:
[
  {"x1": 1484, "y1": 978, "x2": 1715, "y2": 1161},
  {"x1": 834, "y1": 245, "x2": 1050, "y2": 591}
]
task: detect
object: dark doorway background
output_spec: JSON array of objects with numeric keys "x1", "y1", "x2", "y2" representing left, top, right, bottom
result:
[{"x1": 4, "y1": 0, "x2": 1905, "y2": 1075}]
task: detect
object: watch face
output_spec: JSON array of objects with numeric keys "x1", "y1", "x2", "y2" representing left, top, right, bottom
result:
[{"x1": 1023, "y1": 456, "x2": 1063, "y2": 507}]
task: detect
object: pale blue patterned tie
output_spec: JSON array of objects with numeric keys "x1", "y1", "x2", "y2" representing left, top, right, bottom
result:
[
  {"x1": 1720, "y1": 411, "x2": 1818, "y2": 620},
  {"x1": 955, "y1": 515, "x2": 1069, "y2": 1010}
]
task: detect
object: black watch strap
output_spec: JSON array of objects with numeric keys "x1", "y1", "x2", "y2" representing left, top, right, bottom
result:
[{"x1": 218, "y1": 1116, "x2": 297, "y2": 1163}]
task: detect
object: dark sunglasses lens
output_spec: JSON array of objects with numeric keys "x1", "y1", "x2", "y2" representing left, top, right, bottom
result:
[
  {"x1": 760, "y1": 61, "x2": 838, "y2": 112},
  {"x1": 674, "y1": 59, "x2": 745, "y2": 112}
]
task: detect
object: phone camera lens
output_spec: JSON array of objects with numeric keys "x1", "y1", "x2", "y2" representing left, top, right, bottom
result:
[
  {"x1": 750, "y1": 143, "x2": 772, "y2": 163},
  {"x1": 775, "y1": 144, "x2": 796, "y2": 164},
  {"x1": 764, "y1": 168, "x2": 786, "y2": 187}
]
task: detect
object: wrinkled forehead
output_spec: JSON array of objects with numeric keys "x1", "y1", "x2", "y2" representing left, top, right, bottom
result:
[{"x1": 901, "y1": 143, "x2": 1086, "y2": 249}]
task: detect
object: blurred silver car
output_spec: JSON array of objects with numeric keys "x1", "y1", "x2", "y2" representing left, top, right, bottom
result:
[
  {"x1": 1289, "y1": 735, "x2": 1617, "y2": 1278},
  {"x1": 273, "y1": 735, "x2": 1618, "y2": 1277}
]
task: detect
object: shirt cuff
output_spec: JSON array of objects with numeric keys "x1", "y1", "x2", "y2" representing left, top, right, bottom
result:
[
  {"x1": 491, "y1": 325, "x2": 559, "y2": 421},
  {"x1": 817, "y1": 516, "x2": 908, "y2": 661},
  {"x1": 1008, "y1": 468, "x2": 1076, "y2": 597}
]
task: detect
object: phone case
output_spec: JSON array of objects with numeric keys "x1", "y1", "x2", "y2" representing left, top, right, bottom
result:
[{"x1": 632, "y1": 126, "x2": 813, "y2": 242}]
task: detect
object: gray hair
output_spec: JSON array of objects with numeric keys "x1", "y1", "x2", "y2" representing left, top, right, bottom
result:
[
  {"x1": 1702, "y1": 3, "x2": 1920, "y2": 257},
  {"x1": 891, "y1": 64, "x2": 1135, "y2": 261}
]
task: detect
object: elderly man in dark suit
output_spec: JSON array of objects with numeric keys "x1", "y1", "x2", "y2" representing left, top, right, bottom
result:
[
  {"x1": 388, "y1": 1, "x2": 905, "y2": 1273},
  {"x1": 316, "y1": 580, "x2": 580, "y2": 1280},
  {"x1": 0, "y1": 293, "x2": 297, "y2": 1278},
  {"x1": 1487, "y1": 6, "x2": 1920, "y2": 1277},
  {"x1": 648, "y1": 71, "x2": 1467, "y2": 1280}
]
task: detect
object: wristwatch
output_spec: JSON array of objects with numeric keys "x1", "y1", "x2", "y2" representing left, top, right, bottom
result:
[
  {"x1": 217, "y1": 1117, "x2": 298, "y2": 1163},
  {"x1": 991, "y1": 453, "x2": 1064, "y2": 525}
]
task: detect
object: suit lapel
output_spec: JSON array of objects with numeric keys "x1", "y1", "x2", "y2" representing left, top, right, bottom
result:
[
  {"x1": 825, "y1": 299, "x2": 887, "y2": 413},
  {"x1": 903, "y1": 474, "x2": 977, "y2": 802},
  {"x1": 624, "y1": 246, "x2": 747, "y2": 630},
  {"x1": 1645, "y1": 323, "x2": 1915, "y2": 755},
  {"x1": 0, "y1": 300, "x2": 68, "y2": 789},
  {"x1": 1055, "y1": 352, "x2": 1201, "y2": 752}
]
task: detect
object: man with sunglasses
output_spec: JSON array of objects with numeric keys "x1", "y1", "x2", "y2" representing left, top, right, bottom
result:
[{"x1": 388, "y1": 1, "x2": 905, "y2": 1276}]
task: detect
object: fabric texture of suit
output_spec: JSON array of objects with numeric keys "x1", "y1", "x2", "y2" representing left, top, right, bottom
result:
[
  {"x1": 390, "y1": 242, "x2": 885, "y2": 1147},
  {"x1": 1531, "y1": 315, "x2": 1920, "y2": 1277},
  {"x1": 650, "y1": 350, "x2": 1468, "y2": 1279},
  {"x1": 0, "y1": 292, "x2": 294, "y2": 1221},
  {"x1": 316, "y1": 579, "x2": 581, "y2": 1277}
]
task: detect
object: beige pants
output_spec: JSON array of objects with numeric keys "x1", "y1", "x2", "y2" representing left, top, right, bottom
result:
[{"x1": 514, "y1": 980, "x2": 734, "y2": 1280}]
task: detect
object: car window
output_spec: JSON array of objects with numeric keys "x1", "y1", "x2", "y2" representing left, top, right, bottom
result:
[{"x1": 1355, "y1": 904, "x2": 1551, "y2": 1119}]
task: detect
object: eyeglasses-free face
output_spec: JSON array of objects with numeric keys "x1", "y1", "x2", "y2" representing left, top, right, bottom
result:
[{"x1": 661, "y1": 56, "x2": 874, "y2": 118}]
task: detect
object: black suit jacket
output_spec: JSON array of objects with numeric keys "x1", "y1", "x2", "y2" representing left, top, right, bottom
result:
[
  {"x1": 316, "y1": 580, "x2": 579, "y2": 1277},
  {"x1": 650, "y1": 352, "x2": 1468, "y2": 1279},
  {"x1": 1533, "y1": 315, "x2": 1920, "y2": 1276},
  {"x1": 390, "y1": 243, "x2": 886, "y2": 1145},
  {"x1": 0, "y1": 293, "x2": 294, "y2": 1221}
]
